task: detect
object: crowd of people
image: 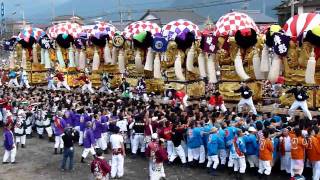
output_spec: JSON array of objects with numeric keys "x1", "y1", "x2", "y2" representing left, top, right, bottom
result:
[{"x1": 0, "y1": 69, "x2": 320, "y2": 180}]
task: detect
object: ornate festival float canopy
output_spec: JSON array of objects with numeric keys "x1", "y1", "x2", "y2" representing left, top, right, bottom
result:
[{"x1": 214, "y1": 12, "x2": 263, "y2": 101}]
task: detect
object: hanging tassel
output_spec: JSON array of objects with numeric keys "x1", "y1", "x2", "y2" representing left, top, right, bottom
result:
[
  {"x1": 56, "y1": 46, "x2": 66, "y2": 68},
  {"x1": 74, "y1": 49, "x2": 80, "y2": 67},
  {"x1": 198, "y1": 52, "x2": 206, "y2": 78},
  {"x1": 111, "y1": 46, "x2": 118, "y2": 65},
  {"x1": 174, "y1": 51, "x2": 185, "y2": 81},
  {"x1": 68, "y1": 45, "x2": 76, "y2": 67},
  {"x1": 186, "y1": 44, "x2": 196, "y2": 73},
  {"x1": 253, "y1": 48, "x2": 265, "y2": 80},
  {"x1": 21, "y1": 49, "x2": 27, "y2": 69},
  {"x1": 104, "y1": 42, "x2": 112, "y2": 64},
  {"x1": 118, "y1": 49, "x2": 126, "y2": 73},
  {"x1": 32, "y1": 44, "x2": 38, "y2": 64},
  {"x1": 79, "y1": 49, "x2": 86, "y2": 70},
  {"x1": 305, "y1": 49, "x2": 316, "y2": 84},
  {"x1": 267, "y1": 53, "x2": 281, "y2": 83},
  {"x1": 92, "y1": 48, "x2": 100, "y2": 71},
  {"x1": 9, "y1": 51, "x2": 15, "y2": 69},
  {"x1": 234, "y1": 49, "x2": 250, "y2": 81},
  {"x1": 207, "y1": 53, "x2": 218, "y2": 83},
  {"x1": 144, "y1": 47, "x2": 154, "y2": 71},
  {"x1": 260, "y1": 45, "x2": 270, "y2": 72},
  {"x1": 44, "y1": 49, "x2": 51, "y2": 69},
  {"x1": 135, "y1": 50, "x2": 144, "y2": 73},
  {"x1": 154, "y1": 53, "x2": 161, "y2": 79},
  {"x1": 40, "y1": 48, "x2": 45, "y2": 64}
]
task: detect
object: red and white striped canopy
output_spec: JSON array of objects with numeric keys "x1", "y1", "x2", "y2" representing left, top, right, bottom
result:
[
  {"x1": 215, "y1": 12, "x2": 259, "y2": 36},
  {"x1": 123, "y1": 21, "x2": 161, "y2": 39},
  {"x1": 47, "y1": 22, "x2": 82, "y2": 39},
  {"x1": 283, "y1": 13, "x2": 320, "y2": 40},
  {"x1": 161, "y1": 19, "x2": 201, "y2": 41}
]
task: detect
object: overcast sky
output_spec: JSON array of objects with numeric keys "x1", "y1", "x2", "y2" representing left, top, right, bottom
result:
[{"x1": 2, "y1": 0, "x2": 280, "y2": 24}]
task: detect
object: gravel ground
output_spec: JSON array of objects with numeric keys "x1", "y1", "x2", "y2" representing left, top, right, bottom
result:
[{"x1": 0, "y1": 130, "x2": 297, "y2": 180}]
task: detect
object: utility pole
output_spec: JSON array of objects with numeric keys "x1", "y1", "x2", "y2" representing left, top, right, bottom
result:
[
  {"x1": 51, "y1": 0, "x2": 55, "y2": 23},
  {"x1": 290, "y1": 0, "x2": 299, "y2": 16},
  {"x1": 262, "y1": 0, "x2": 266, "y2": 14},
  {"x1": 119, "y1": 0, "x2": 123, "y2": 25}
]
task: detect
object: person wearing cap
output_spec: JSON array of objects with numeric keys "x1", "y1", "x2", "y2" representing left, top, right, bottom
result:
[
  {"x1": 285, "y1": 83, "x2": 312, "y2": 120},
  {"x1": 233, "y1": 82, "x2": 257, "y2": 115},
  {"x1": 229, "y1": 129, "x2": 246, "y2": 180},
  {"x1": 2, "y1": 122, "x2": 16, "y2": 164},
  {"x1": 53, "y1": 113, "x2": 67, "y2": 154},
  {"x1": 290, "y1": 128, "x2": 308, "y2": 178},
  {"x1": 91, "y1": 148, "x2": 111, "y2": 180},
  {"x1": 243, "y1": 126, "x2": 259, "y2": 172},
  {"x1": 206, "y1": 127, "x2": 223, "y2": 175},
  {"x1": 146, "y1": 133, "x2": 160, "y2": 178},
  {"x1": 110, "y1": 126, "x2": 126, "y2": 179},
  {"x1": 81, "y1": 121, "x2": 96, "y2": 163},
  {"x1": 208, "y1": 91, "x2": 227, "y2": 113},
  {"x1": 55, "y1": 70, "x2": 71, "y2": 91},
  {"x1": 258, "y1": 129, "x2": 274, "y2": 179},
  {"x1": 279, "y1": 128, "x2": 293, "y2": 175},
  {"x1": 75, "y1": 72, "x2": 95, "y2": 94}
]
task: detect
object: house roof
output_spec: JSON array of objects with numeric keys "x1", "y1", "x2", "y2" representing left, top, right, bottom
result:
[
  {"x1": 231, "y1": 10, "x2": 277, "y2": 23},
  {"x1": 140, "y1": 10, "x2": 206, "y2": 25},
  {"x1": 247, "y1": 12, "x2": 277, "y2": 23},
  {"x1": 53, "y1": 15, "x2": 84, "y2": 21},
  {"x1": 297, "y1": 0, "x2": 320, "y2": 7}
]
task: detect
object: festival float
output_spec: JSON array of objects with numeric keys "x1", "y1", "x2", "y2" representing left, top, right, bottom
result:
[
  {"x1": 46, "y1": 22, "x2": 82, "y2": 86},
  {"x1": 214, "y1": 12, "x2": 263, "y2": 102},
  {"x1": 122, "y1": 20, "x2": 163, "y2": 92},
  {"x1": 278, "y1": 13, "x2": 320, "y2": 108},
  {"x1": 83, "y1": 22, "x2": 120, "y2": 88},
  {"x1": 161, "y1": 19, "x2": 205, "y2": 97},
  {"x1": 16, "y1": 27, "x2": 46, "y2": 84}
]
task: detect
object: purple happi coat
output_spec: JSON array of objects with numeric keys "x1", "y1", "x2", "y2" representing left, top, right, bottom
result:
[
  {"x1": 3, "y1": 128, "x2": 14, "y2": 151},
  {"x1": 83, "y1": 128, "x2": 95, "y2": 148},
  {"x1": 53, "y1": 116, "x2": 66, "y2": 136}
]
